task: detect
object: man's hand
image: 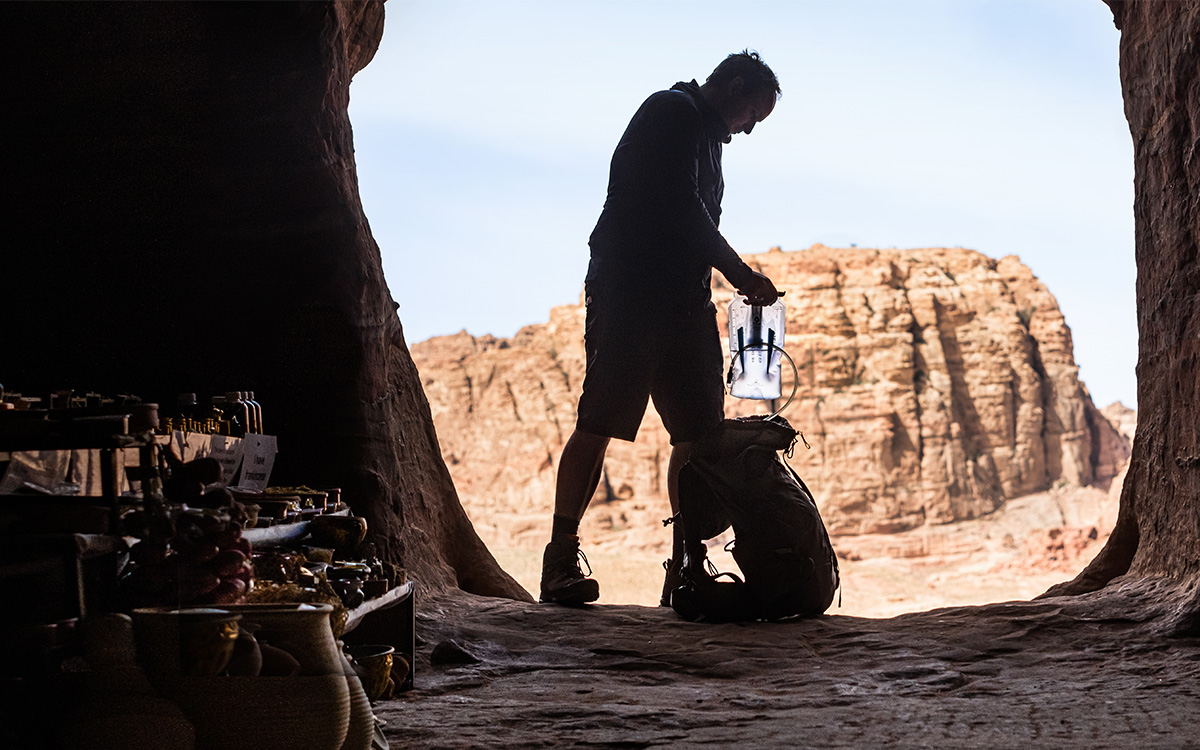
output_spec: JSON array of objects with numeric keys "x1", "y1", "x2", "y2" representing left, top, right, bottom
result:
[{"x1": 736, "y1": 271, "x2": 780, "y2": 306}]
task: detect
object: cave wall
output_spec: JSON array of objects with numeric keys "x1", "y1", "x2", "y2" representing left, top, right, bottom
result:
[
  {"x1": 1113, "y1": 0, "x2": 1200, "y2": 579},
  {"x1": 3, "y1": 1, "x2": 528, "y2": 600},
  {"x1": 1060, "y1": 0, "x2": 1200, "y2": 593}
]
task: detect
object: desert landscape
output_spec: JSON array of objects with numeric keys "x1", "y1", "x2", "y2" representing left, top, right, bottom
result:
[{"x1": 413, "y1": 246, "x2": 1136, "y2": 616}]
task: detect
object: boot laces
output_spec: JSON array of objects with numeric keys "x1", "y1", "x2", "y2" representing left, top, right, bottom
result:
[{"x1": 576, "y1": 548, "x2": 593, "y2": 577}]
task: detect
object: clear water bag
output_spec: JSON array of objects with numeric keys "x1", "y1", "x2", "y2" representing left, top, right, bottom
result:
[{"x1": 728, "y1": 297, "x2": 786, "y2": 400}]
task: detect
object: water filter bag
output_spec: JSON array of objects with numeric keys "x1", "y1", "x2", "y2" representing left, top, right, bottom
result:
[{"x1": 727, "y1": 297, "x2": 786, "y2": 400}]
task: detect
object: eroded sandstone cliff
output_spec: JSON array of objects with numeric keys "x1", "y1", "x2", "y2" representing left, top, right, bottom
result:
[{"x1": 413, "y1": 246, "x2": 1127, "y2": 536}]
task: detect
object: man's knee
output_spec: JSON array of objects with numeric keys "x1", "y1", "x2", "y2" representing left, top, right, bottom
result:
[{"x1": 566, "y1": 429, "x2": 611, "y2": 454}]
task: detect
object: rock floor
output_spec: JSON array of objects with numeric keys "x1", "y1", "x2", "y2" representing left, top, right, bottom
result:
[{"x1": 375, "y1": 582, "x2": 1200, "y2": 749}]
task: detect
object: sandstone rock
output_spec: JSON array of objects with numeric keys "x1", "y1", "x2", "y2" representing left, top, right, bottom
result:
[
  {"x1": 1100, "y1": 401, "x2": 1137, "y2": 443},
  {"x1": 1022, "y1": 526, "x2": 1102, "y2": 573},
  {"x1": 377, "y1": 588, "x2": 1200, "y2": 749},
  {"x1": 1055, "y1": 1, "x2": 1200, "y2": 595},
  {"x1": 413, "y1": 246, "x2": 1128, "y2": 539}
]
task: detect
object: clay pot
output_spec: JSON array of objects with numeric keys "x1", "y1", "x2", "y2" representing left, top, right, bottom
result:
[
  {"x1": 338, "y1": 646, "x2": 375, "y2": 750},
  {"x1": 174, "y1": 675, "x2": 349, "y2": 750},
  {"x1": 220, "y1": 603, "x2": 343, "y2": 676},
  {"x1": 130, "y1": 608, "x2": 242, "y2": 694},
  {"x1": 167, "y1": 603, "x2": 354, "y2": 749}
]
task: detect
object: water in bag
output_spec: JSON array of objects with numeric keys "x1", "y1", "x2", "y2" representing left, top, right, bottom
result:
[{"x1": 728, "y1": 297, "x2": 786, "y2": 400}]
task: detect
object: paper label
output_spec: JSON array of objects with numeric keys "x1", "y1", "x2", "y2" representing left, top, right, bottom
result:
[{"x1": 236, "y1": 434, "x2": 278, "y2": 490}]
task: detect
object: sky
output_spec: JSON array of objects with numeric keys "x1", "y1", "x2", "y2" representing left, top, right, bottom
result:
[{"x1": 348, "y1": 0, "x2": 1136, "y2": 408}]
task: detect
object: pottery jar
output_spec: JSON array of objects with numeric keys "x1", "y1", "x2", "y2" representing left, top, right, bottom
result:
[{"x1": 220, "y1": 602, "x2": 343, "y2": 676}]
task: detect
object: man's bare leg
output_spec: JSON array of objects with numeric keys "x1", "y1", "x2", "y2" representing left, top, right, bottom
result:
[
  {"x1": 666, "y1": 441, "x2": 694, "y2": 516},
  {"x1": 553, "y1": 430, "x2": 611, "y2": 522},
  {"x1": 541, "y1": 430, "x2": 610, "y2": 604},
  {"x1": 661, "y1": 441, "x2": 698, "y2": 605}
]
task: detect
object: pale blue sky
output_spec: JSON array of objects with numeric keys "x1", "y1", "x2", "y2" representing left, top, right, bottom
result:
[{"x1": 349, "y1": 0, "x2": 1136, "y2": 408}]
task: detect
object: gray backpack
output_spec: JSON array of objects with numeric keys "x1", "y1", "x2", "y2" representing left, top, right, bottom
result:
[{"x1": 671, "y1": 415, "x2": 840, "y2": 622}]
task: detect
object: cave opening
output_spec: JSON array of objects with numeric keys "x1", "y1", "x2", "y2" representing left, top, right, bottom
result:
[
  {"x1": 345, "y1": 1, "x2": 1137, "y2": 615},
  {"x1": 2, "y1": 1, "x2": 1198, "y2": 745}
]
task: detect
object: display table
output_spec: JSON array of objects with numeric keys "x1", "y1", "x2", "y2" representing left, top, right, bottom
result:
[
  {"x1": 240, "y1": 507, "x2": 349, "y2": 547},
  {"x1": 342, "y1": 580, "x2": 415, "y2": 691}
]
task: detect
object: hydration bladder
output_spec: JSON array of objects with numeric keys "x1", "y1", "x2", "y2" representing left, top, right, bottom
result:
[{"x1": 727, "y1": 296, "x2": 787, "y2": 400}]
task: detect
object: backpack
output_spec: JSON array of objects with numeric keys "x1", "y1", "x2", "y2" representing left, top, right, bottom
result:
[{"x1": 669, "y1": 415, "x2": 840, "y2": 622}]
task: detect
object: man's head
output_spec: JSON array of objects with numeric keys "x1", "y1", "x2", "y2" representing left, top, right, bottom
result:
[{"x1": 702, "y1": 50, "x2": 781, "y2": 136}]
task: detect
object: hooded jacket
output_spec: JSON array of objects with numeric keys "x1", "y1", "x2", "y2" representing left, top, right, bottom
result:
[{"x1": 586, "y1": 80, "x2": 755, "y2": 311}]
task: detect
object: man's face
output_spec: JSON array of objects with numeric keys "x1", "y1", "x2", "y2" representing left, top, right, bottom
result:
[{"x1": 726, "y1": 88, "x2": 776, "y2": 136}]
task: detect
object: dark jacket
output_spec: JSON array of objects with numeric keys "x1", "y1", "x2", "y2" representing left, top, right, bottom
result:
[{"x1": 586, "y1": 80, "x2": 754, "y2": 311}]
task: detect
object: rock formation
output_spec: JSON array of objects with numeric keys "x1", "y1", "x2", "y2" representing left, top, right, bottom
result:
[
  {"x1": 413, "y1": 246, "x2": 1127, "y2": 536},
  {"x1": 1050, "y1": 1, "x2": 1200, "y2": 611},
  {"x1": 3, "y1": 1, "x2": 526, "y2": 600}
]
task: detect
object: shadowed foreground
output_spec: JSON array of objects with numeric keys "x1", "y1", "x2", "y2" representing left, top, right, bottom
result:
[{"x1": 377, "y1": 583, "x2": 1200, "y2": 748}]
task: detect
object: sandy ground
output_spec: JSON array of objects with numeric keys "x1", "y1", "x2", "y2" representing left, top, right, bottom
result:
[{"x1": 480, "y1": 485, "x2": 1115, "y2": 617}]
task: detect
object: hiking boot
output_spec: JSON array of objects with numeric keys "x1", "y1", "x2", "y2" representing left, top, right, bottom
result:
[
  {"x1": 661, "y1": 544, "x2": 714, "y2": 606},
  {"x1": 539, "y1": 535, "x2": 599, "y2": 605}
]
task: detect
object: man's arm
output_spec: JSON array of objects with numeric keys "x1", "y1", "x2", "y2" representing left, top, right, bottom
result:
[{"x1": 639, "y1": 93, "x2": 778, "y2": 303}]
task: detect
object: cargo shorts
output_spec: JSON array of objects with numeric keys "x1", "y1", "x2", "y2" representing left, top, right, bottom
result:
[{"x1": 575, "y1": 287, "x2": 725, "y2": 444}]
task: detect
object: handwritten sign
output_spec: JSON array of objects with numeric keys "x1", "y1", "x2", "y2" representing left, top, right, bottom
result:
[
  {"x1": 234, "y1": 434, "x2": 278, "y2": 490},
  {"x1": 205, "y1": 435, "x2": 246, "y2": 485},
  {"x1": 159, "y1": 431, "x2": 245, "y2": 485}
]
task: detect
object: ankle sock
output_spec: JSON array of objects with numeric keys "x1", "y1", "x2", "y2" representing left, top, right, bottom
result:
[{"x1": 551, "y1": 513, "x2": 580, "y2": 541}]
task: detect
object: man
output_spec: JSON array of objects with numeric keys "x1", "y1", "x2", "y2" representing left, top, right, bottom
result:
[{"x1": 540, "y1": 50, "x2": 782, "y2": 605}]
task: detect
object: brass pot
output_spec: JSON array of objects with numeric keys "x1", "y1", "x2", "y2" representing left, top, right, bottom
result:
[{"x1": 344, "y1": 644, "x2": 394, "y2": 702}]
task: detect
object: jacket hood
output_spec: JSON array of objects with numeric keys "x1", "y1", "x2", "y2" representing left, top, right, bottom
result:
[{"x1": 672, "y1": 79, "x2": 732, "y2": 143}]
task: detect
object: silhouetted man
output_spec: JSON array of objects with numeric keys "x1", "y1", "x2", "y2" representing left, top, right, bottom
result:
[{"x1": 540, "y1": 51, "x2": 782, "y2": 605}]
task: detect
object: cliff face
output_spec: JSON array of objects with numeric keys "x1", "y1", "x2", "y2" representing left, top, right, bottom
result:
[{"x1": 413, "y1": 246, "x2": 1127, "y2": 535}]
